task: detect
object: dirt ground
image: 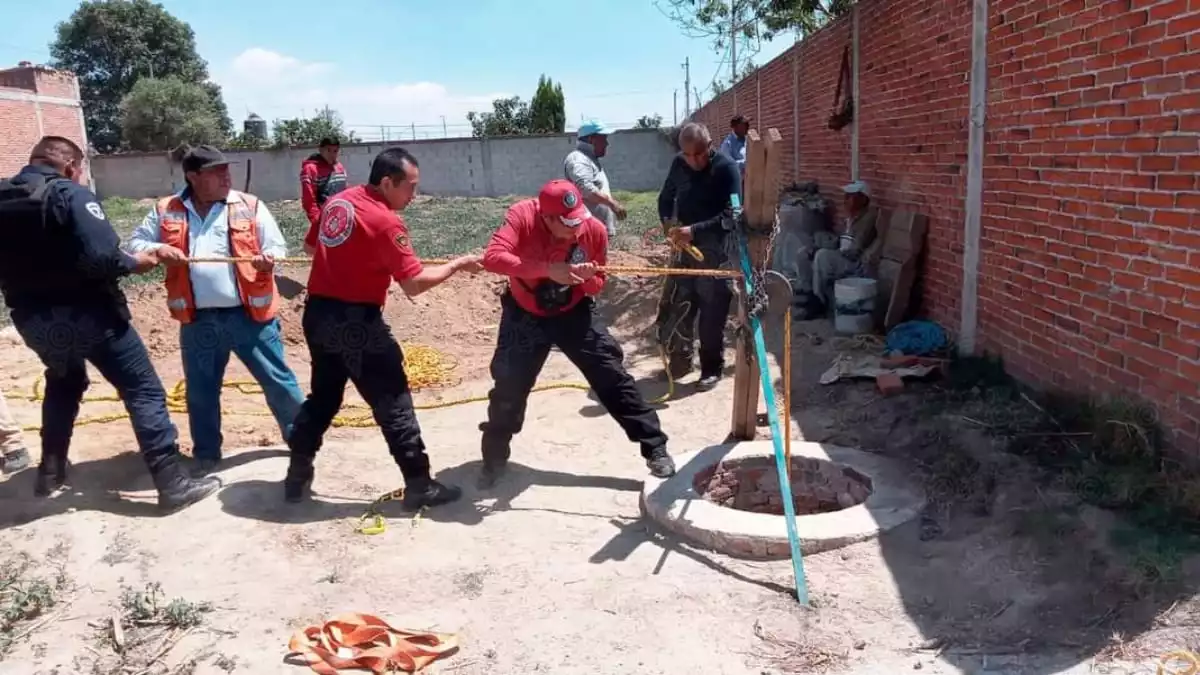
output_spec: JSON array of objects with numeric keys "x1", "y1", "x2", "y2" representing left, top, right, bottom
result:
[{"x1": 0, "y1": 248, "x2": 1198, "y2": 675}]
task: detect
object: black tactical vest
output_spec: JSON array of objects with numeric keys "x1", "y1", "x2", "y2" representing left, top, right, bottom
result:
[{"x1": 0, "y1": 171, "x2": 122, "y2": 313}]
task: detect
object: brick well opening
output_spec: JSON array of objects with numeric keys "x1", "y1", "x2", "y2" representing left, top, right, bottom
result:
[{"x1": 692, "y1": 456, "x2": 874, "y2": 515}]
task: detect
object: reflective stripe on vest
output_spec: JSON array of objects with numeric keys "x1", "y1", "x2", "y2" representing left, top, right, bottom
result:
[{"x1": 157, "y1": 191, "x2": 278, "y2": 325}]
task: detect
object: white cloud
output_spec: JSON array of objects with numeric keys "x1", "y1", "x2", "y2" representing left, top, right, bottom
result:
[{"x1": 213, "y1": 48, "x2": 510, "y2": 140}]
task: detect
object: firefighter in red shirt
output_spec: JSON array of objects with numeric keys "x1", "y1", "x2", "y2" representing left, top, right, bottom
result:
[
  {"x1": 299, "y1": 137, "x2": 348, "y2": 234},
  {"x1": 285, "y1": 147, "x2": 482, "y2": 508},
  {"x1": 477, "y1": 179, "x2": 675, "y2": 488}
]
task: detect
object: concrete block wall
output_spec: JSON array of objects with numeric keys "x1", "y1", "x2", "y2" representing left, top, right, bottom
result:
[
  {"x1": 90, "y1": 129, "x2": 677, "y2": 201},
  {"x1": 691, "y1": 0, "x2": 1200, "y2": 451}
]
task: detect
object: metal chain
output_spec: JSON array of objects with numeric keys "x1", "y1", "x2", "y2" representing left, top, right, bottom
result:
[{"x1": 727, "y1": 209, "x2": 781, "y2": 363}]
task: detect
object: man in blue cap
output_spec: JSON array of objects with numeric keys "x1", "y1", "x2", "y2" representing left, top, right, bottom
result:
[{"x1": 563, "y1": 119, "x2": 625, "y2": 237}]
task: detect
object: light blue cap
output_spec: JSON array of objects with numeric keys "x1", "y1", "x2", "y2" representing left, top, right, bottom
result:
[{"x1": 577, "y1": 119, "x2": 613, "y2": 138}]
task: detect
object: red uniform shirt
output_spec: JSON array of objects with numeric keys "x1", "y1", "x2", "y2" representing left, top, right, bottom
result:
[
  {"x1": 483, "y1": 198, "x2": 608, "y2": 316},
  {"x1": 305, "y1": 185, "x2": 423, "y2": 306}
]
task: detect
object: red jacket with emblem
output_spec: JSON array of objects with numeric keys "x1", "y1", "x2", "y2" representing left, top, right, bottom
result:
[
  {"x1": 305, "y1": 185, "x2": 424, "y2": 306},
  {"x1": 482, "y1": 198, "x2": 608, "y2": 317}
]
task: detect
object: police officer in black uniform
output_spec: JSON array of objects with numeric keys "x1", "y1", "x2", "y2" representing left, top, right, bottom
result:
[{"x1": 0, "y1": 136, "x2": 219, "y2": 511}]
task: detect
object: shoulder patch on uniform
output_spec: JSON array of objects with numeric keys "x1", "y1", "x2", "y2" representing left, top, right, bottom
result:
[
  {"x1": 319, "y1": 199, "x2": 355, "y2": 248},
  {"x1": 85, "y1": 202, "x2": 105, "y2": 220},
  {"x1": 393, "y1": 232, "x2": 410, "y2": 251},
  {"x1": 569, "y1": 246, "x2": 586, "y2": 263}
]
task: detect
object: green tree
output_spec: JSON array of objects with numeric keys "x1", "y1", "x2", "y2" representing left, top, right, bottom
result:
[
  {"x1": 50, "y1": 0, "x2": 232, "y2": 152},
  {"x1": 528, "y1": 75, "x2": 566, "y2": 134},
  {"x1": 226, "y1": 131, "x2": 269, "y2": 151},
  {"x1": 119, "y1": 77, "x2": 224, "y2": 151},
  {"x1": 657, "y1": 0, "x2": 851, "y2": 87},
  {"x1": 271, "y1": 107, "x2": 358, "y2": 148},
  {"x1": 467, "y1": 96, "x2": 532, "y2": 138},
  {"x1": 635, "y1": 114, "x2": 664, "y2": 129}
]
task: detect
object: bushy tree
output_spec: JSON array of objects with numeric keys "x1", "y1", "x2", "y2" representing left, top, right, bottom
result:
[
  {"x1": 529, "y1": 75, "x2": 566, "y2": 134},
  {"x1": 120, "y1": 77, "x2": 224, "y2": 151},
  {"x1": 657, "y1": 0, "x2": 851, "y2": 87},
  {"x1": 467, "y1": 96, "x2": 532, "y2": 138},
  {"x1": 635, "y1": 114, "x2": 664, "y2": 129},
  {"x1": 271, "y1": 107, "x2": 358, "y2": 148},
  {"x1": 50, "y1": 0, "x2": 231, "y2": 152}
]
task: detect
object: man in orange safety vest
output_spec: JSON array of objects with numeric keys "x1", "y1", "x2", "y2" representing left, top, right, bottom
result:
[{"x1": 129, "y1": 146, "x2": 305, "y2": 476}]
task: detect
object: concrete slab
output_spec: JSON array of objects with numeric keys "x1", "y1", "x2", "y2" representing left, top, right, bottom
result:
[{"x1": 641, "y1": 440, "x2": 926, "y2": 558}]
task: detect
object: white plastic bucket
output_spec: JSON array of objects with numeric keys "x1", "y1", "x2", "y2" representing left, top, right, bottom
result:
[{"x1": 834, "y1": 277, "x2": 877, "y2": 335}]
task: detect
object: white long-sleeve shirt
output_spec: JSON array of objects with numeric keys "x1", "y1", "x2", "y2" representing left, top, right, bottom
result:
[{"x1": 129, "y1": 190, "x2": 287, "y2": 310}]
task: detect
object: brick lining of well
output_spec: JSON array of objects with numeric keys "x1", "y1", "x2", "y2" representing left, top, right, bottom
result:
[{"x1": 692, "y1": 456, "x2": 874, "y2": 516}]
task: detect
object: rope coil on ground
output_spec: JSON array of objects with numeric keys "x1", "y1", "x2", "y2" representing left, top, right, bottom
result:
[{"x1": 12, "y1": 343, "x2": 591, "y2": 433}]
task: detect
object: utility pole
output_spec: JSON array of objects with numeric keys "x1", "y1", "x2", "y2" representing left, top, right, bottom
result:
[
  {"x1": 411, "y1": 123, "x2": 416, "y2": 140},
  {"x1": 673, "y1": 90, "x2": 678, "y2": 126},
  {"x1": 683, "y1": 57, "x2": 691, "y2": 118},
  {"x1": 441, "y1": 116, "x2": 447, "y2": 138}
]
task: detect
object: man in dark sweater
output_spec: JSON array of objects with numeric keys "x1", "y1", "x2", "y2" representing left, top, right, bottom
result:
[{"x1": 654, "y1": 123, "x2": 742, "y2": 390}]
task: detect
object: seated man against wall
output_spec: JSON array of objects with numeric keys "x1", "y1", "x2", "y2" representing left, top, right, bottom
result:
[{"x1": 811, "y1": 181, "x2": 882, "y2": 314}]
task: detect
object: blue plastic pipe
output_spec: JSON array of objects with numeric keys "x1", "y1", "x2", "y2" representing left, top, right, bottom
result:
[{"x1": 730, "y1": 195, "x2": 809, "y2": 605}]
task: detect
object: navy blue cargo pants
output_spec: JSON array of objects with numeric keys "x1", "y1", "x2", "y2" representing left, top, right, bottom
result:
[
  {"x1": 286, "y1": 296, "x2": 432, "y2": 482},
  {"x1": 10, "y1": 306, "x2": 178, "y2": 462},
  {"x1": 480, "y1": 293, "x2": 668, "y2": 459}
]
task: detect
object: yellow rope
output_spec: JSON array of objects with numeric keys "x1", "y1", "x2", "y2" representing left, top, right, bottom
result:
[
  {"x1": 12, "y1": 343, "x2": 591, "y2": 433},
  {"x1": 184, "y1": 257, "x2": 743, "y2": 279}
]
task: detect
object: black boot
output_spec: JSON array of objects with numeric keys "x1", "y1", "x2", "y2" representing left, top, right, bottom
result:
[
  {"x1": 401, "y1": 477, "x2": 462, "y2": 510},
  {"x1": 149, "y1": 453, "x2": 220, "y2": 512},
  {"x1": 477, "y1": 433, "x2": 511, "y2": 490},
  {"x1": 283, "y1": 454, "x2": 315, "y2": 503},
  {"x1": 645, "y1": 446, "x2": 677, "y2": 478},
  {"x1": 34, "y1": 454, "x2": 68, "y2": 497}
]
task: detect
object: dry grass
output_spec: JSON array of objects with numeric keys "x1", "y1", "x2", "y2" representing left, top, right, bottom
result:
[
  {"x1": 751, "y1": 619, "x2": 850, "y2": 674},
  {"x1": 87, "y1": 582, "x2": 214, "y2": 675}
]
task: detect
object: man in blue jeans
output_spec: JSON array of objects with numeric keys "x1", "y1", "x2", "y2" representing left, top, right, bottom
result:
[
  {"x1": 130, "y1": 146, "x2": 304, "y2": 476},
  {"x1": 0, "y1": 136, "x2": 218, "y2": 510}
]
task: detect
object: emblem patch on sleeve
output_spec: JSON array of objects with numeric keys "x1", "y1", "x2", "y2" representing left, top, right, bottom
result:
[
  {"x1": 393, "y1": 233, "x2": 410, "y2": 250},
  {"x1": 319, "y1": 199, "x2": 355, "y2": 248},
  {"x1": 85, "y1": 202, "x2": 106, "y2": 220}
]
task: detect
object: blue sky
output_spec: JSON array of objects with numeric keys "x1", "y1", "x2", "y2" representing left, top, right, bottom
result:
[{"x1": 0, "y1": 0, "x2": 796, "y2": 141}]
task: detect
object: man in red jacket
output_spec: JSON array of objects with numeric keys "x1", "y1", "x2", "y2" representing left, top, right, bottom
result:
[
  {"x1": 299, "y1": 137, "x2": 348, "y2": 233},
  {"x1": 286, "y1": 146, "x2": 481, "y2": 509},
  {"x1": 477, "y1": 179, "x2": 675, "y2": 488}
]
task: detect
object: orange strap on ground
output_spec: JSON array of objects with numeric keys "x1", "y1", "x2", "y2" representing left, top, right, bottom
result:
[{"x1": 286, "y1": 613, "x2": 459, "y2": 674}]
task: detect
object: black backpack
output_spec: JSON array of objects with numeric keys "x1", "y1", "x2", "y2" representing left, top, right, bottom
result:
[{"x1": 0, "y1": 173, "x2": 70, "y2": 293}]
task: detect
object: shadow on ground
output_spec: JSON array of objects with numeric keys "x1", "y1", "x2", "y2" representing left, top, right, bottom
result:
[
  {"x1": 217, "y1": 460, "x2": 643, "y2": 528},
  {"x1": 756, "y1": 313, "x2": 1196, "y2": 672},
  {"x1": 0, "y1": 448, "x2": 287, "y2": 529}
]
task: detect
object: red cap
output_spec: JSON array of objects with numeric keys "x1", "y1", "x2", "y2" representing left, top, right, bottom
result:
[{"x1": 537, "y1": 179, "x2": 590, "y2": 227}]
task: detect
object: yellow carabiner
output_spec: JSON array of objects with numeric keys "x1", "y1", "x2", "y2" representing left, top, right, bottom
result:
[{"x1": 357, "y1": 512, "x2": 386, "y2": 536}]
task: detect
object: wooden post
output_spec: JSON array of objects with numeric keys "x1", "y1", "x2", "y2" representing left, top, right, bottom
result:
[{"x1": 729, "y1": 127, "x2": 783, "y2": 440}]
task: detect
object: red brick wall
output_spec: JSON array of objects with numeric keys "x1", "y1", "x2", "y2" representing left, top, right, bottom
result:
[
  {"x1": 0, "y1": 66, "x2": 87, "y2": 178},
  {"x1": 692, "y1": 0, "x2": 1200, "y2": 450},
  {"x1": 981, "y1": 0, "x2": 1200, "y2": 449}
]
